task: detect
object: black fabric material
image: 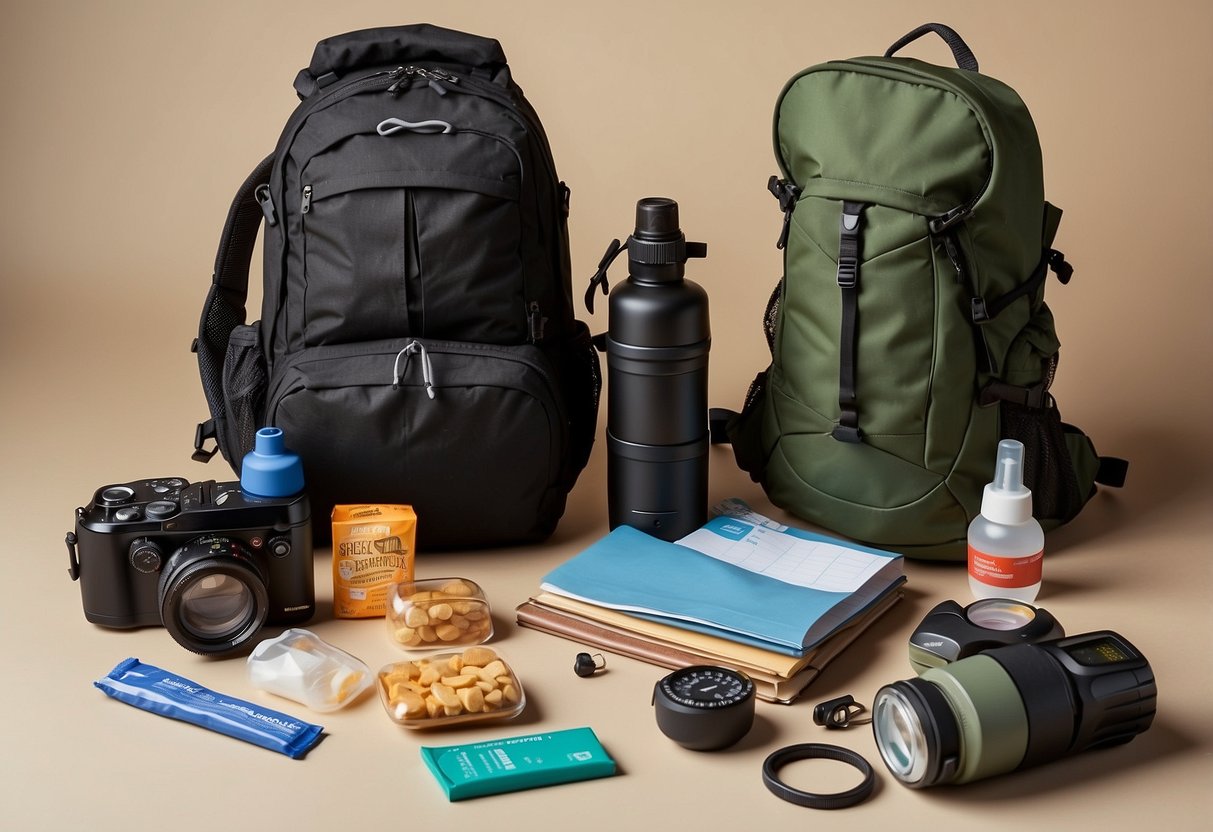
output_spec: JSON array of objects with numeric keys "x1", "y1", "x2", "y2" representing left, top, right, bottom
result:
[
  {"x1": 267, "y1": 339, "x2": 570, "y2": 548},
  {"x1": 194, "y1": 26, "x2": 599, "y2": 548},
  {"x1": 305, "y1": 24, "x2": 508, "y2": 91},
  {"x1": 884, "y1": 23, "x2": 980, "y2": 72}
]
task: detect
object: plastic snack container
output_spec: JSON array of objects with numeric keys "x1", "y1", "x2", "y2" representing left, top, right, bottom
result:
[
  {"x1": 378, "y1": 646, "x2": 525, "y2": 729},
  {"x1": 386, "y1": 577, "x2": 494, "y2": 650},
  {"x1": 247, "y1": 628, "x2": 372, "y2": 712}
]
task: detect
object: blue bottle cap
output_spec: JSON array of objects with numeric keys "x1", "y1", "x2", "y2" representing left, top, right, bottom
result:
[{"x1": 241, "y1": 428, "x2": 304, "y2": 498}]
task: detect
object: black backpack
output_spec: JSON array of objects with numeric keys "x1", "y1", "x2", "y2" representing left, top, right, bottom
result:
[{"x1": 192, "y1": 24, "x2": 600, "y2": 548}]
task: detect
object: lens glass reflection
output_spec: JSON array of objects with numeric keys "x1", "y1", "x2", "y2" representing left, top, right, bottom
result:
[
  {"x1": 966, "y1": 599, "x2": 1036, "y2": 631},
  {"x1": 179, "y1": 574, "x2": 255, "y2": 638},
  {"x1": 874, "y1": 688, "x2": 930, "y2": 784}
]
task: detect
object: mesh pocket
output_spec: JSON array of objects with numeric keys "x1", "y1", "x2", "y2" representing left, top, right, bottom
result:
[
  {"x1": 1000, "y1": 397, "x2": 1084, "y2": 522},
  {"x1": 222, "y1": 323, "x2": 268, "y2": 461},
  {"x1": 762, "y1": 279, "x2": 782, "y2": 354}
]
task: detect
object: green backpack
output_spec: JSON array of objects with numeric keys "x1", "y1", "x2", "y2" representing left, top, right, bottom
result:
[{"x1": 724, "y1": 23, "x2": 1126, "y2": 559}]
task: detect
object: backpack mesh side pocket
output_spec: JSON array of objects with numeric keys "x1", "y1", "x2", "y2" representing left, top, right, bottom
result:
[
  {"x1": 999, "y1": 396, "x2": 1085, "y2": 522},
  {"x1": 222, "y1": 323, "x2": 268, "y2": 462}
]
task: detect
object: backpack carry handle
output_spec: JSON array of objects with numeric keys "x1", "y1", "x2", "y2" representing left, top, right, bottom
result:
[
  {"x1": 884, "y1": 23, "x2": 979, "y2": 72},
  {"x1": 297, "y1": 24, "x2": 509, "y2": 96}
]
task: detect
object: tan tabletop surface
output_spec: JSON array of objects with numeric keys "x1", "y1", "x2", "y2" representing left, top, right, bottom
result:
[{"x1": 3, "y1": 2, "x2": 1210, "y2": 829}]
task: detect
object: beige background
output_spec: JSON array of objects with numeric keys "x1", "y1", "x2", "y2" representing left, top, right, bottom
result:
[{"x1": 2, "y1": 1, "x2": 1210, "y2": 829}]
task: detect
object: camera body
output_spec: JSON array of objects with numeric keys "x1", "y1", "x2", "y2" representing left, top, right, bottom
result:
[{"x1": 68, "y1": 477, "x2": 313, "y2": 654}]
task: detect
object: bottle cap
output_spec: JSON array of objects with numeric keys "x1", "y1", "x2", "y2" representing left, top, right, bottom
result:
[
  {"x1": 980, "y1": 439, "x2": 1033, "y2": 525},
  {"x1": 633, "y1": 197, "x2": 681, "y2": 241},
  {"x1": 241, "y1": 427, "x2": 305, "y2": 498}
]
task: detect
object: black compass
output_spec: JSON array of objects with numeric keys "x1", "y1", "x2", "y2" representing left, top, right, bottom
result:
[{"x1": 653, "y1": 666, "x2": 756, "y2": 750}]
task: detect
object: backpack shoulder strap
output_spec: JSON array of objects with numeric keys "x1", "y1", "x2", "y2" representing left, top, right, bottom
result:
[{"x1": 192, "y1": 154, "x2": 275, "y2": 463}]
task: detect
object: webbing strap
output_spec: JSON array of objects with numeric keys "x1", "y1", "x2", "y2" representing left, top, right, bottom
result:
[
  {"x1": 194, "y1": 154, "x2": 274, "y2": 464},
  {"x1": 832, "y1": 201, "x2": 866, "y2": 443}
]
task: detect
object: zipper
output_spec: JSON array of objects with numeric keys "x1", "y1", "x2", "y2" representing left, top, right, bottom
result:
[
  {"x1": 300, "y1": 184, "x2": 312, "y2": 214},
  {"x1": 387, "y1": 65, "x2": 461, "y2": 96},
  {"x1": 378, "y1": 65, "x2": 566, "y2": 340},
  {"x1": 266, "y1": 338, "x2": 567, "y2": 429}
]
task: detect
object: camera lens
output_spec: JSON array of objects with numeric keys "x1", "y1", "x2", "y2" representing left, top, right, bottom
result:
[
  {"x1": 159, "y1": 537, "x2": 269, "y2": 656},
  {"x1": 872, "y1": 679, "x2": 962, "y2": 787},
  {"x1": 873, "y1": 632, "x2": 1156, "y2": 788},
  {"x1": 178, "y1": 574, "x2": 258, "y2": 637}
]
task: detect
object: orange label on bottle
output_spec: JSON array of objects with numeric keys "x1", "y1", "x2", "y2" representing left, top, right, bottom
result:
[{"x1": 967, "y1": 546, "x2": 1043, "y2": 588}]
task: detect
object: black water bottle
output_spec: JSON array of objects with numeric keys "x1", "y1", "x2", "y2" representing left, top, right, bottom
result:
[{"x1": 586, "y1": 197, "x2": 710, "y2": 541}]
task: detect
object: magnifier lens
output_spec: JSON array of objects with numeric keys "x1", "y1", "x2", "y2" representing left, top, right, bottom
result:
[{"x1": 966, "y1": 599, "x2": 1037, "y2": 631}]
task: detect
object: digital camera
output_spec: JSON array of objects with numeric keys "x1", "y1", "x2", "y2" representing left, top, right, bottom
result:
[{"x1": 67, "y1": 477, "x2": 314, "y2": 656}]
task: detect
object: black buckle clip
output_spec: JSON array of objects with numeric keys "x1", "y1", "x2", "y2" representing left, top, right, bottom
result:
[
  {"x1": 1048, "y1": 249, "x2": 1073, "y2": 285},
  {"x1": 836, "y1": 256, "x2": 858, "y2": 289},
  {"x1": 928, "y1": 205, "x2": 969, "y2": 235},
  {"x1": 970, "y1": 296, "x2": 991, "y2": 323},
  {"x1": 192, "y1": 420, "x2": 219, "y2": 463},
  {"x1": 584, "y1": 238, "x2": 626, "y2": 315},
  {"x1": 830, "y1": 424, "x2": 863, "y2": 443},
  {"x1": 813, "y1": 695, "x2": 870, "y2": 729}
]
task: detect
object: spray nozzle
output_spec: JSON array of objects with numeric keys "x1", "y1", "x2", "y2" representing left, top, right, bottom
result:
[
  {"x1": 979, "y1": 438, "x2": 1033, "y2": 525},
  {"x1": 992, "y1": 439, "x2": 1028, "y2": 494}
]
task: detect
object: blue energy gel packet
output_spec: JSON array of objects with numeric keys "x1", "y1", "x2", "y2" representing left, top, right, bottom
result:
[{"x1": 95, "y1": 658, "x2": 323, "y2": 759}]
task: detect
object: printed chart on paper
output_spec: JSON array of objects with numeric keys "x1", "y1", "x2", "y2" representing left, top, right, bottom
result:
[{"x1": 678, "y1": 501, "x2": 889, "y2": 593}]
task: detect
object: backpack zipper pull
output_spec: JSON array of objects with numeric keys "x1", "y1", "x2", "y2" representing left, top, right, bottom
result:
[
  {"x1": 528, "y1": 301, "x2": 547, "y2": 342},
  {"x1": 942, "y1": 233, "x2": 966, "y2": 284},
  {"x1": 392, "y1": 341, "x2": 437, "y2": 400},
  {"x1": 386, "y1": 66, "x2": 411, "y2": 95},
  {"x1": 768, "y1": 176, "x2": 801, "y2": 250},
  {"x1": 300, "y1": 185, "x2": 312, "y2": 214}
]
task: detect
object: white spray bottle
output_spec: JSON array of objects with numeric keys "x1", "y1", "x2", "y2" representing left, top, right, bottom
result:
[{"x1": 968, "y1": 439, "x2": 1045, "y2": 602}]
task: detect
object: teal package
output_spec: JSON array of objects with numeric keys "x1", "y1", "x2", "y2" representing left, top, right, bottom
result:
[{"x1": 420, "y1": 726, "x2": 616, "y2": 800}]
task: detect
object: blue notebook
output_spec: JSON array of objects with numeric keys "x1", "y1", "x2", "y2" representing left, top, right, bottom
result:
[{"x1": 540, "y1": 508, "x2": 904, "y2": 656}]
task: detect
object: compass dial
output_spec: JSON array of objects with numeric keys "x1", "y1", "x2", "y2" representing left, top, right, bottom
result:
[
  {"x1": 654, "y1": 666, "x2": 757, "y2": 751},
  {"x1": 664, "y1": 667, "x2": 753, "y2": 708}
]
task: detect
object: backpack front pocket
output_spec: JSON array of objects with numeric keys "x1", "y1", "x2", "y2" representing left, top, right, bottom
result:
[
  {"x1": 299, "y1": 129, "x2": 525, "y2": 347},
  {"x1": 265, "y1": 338, "x2": 568, "y2": 548}
]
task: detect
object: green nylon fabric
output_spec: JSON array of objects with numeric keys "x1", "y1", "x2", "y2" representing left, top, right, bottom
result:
[{"x1": 733, "y1": 53, "x2": 1101, "y2": 559}]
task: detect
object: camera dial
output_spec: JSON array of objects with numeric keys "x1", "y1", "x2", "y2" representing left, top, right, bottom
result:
[
  {"x1": 100, "y1": 486, "x2": 135, "y2": 505},
  {"x1": 145, "y1": 500, "x2": 179, "y2": 520},
  {"x1": 128, "y1": 539, "x2": 163, "y2": 574},
  {"x1": 158, "y1": 536, "x2": 269, "y2": 656}
]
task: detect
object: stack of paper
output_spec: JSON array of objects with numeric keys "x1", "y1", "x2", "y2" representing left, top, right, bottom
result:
[{"x1": 516, "y1": 500, "x2": 905, "y2": 703}]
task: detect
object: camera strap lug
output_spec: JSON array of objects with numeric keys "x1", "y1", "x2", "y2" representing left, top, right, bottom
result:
[{"x1": 65, "y1": 531, "x2": 81, "y2": 581}]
